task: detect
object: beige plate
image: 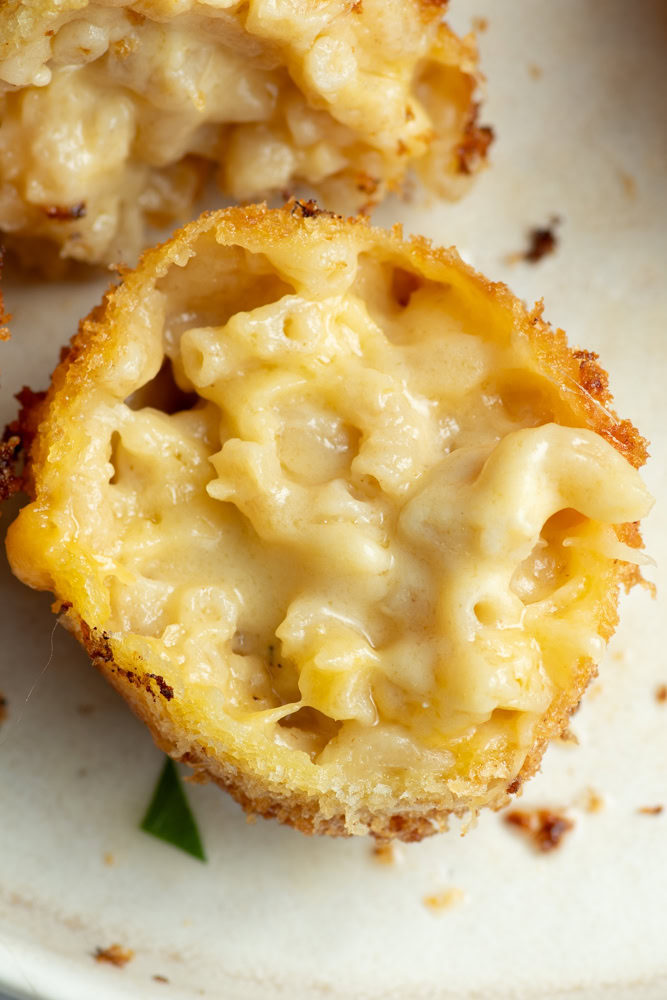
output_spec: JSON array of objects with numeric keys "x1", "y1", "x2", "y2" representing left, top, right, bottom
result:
[{"x1": 1, "y1": 1, "x2": 666, "y2": 997}]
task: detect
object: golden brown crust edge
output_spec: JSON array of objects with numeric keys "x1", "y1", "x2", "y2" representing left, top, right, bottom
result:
[
  {"x1": 75, "y1": 619, "x2": 467, "y2": 841},
  {"x1": 7, "y1": 201, "x2": 650, "y2": 841}
]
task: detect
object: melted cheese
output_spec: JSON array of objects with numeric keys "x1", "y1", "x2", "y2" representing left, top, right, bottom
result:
[
  {"x1": 0, "y1": 0, "x2": 480, "y2": 264},
  {"x1": 6, "y1": 211, "x2": 653, "y2": 784}
]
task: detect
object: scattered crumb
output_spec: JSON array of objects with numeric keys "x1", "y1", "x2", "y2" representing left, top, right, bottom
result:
[
  {"x1": 522, "y1": 221, "x2": 559, "y2": 263},
  {"x1": 103, "y1": 852, "x2": 115, "y2": 866},
  {"x1": 372, "y1": 842, "x2": 404, "y2": 866},
  {"x1": 0, "y1": 693, "x2": 6, "y2": 724},
  {"x1": 423, "y1": 888, "x2": 465, "y2": 912},
  {"x1": 245, "y1": 813, "x2": 257, "y2": 825},
  {"x1": 455, "y1": 115, "x2": 494, "y2": 176},
  {"x1": 637, "y1": 805, "x2": 663, "y2": 816},
  {"x1": 655, "y1": 684, "x2": 667, "y2": 704},
  {"x1": 527, "y1": 63, "x2": 542, "y2": 80},
  {"x1": 505, "y1": 219, "x2": 560, "y2": 267},
  {"x1": 372, "y1": 843, "x2": 395, "y2": 865},
  {"x1": 588, "y1": 683, "x2": 604, "y2": 699},
  {"x1": 611, "y1": 650, "x2": 625, "y2": 662},
  {"x1": 77, "y1": 767, "x2": 88, "y2": 778},
  {"x1": 557, "y1": 727, "x2": 579, "y2": 745},
  {"x1": 76, "y1": 703, "x2": 95, "y2": 715},
  {"x1": 153, "y1": 975, "x2": 169, "y2": 984},
  {"x1": 578, "y1": 788, "x2": 605, "y2": 814},
  {"x1": 94, "y1": 944, "x2": 134, "y2": 968},
  {"x1": 504, "y1": 808, "x2": 574, "y2": 852},
  {"x1": 356, "y1": 172, "x2": 380, "y2": 197},
  {"x1": 472, "y1": 16, "x2": 488, "y2": 32},
  {"x1": 618, "y1": 170, "x2": 637, "y2": 199}
]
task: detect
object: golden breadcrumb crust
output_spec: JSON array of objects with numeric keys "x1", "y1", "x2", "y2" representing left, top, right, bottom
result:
[{"x1": 5, "y1": 202, "x2": 649, "y2": 840}]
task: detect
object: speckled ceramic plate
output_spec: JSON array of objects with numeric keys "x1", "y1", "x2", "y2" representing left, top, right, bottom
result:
[{"x1": 1, "y1": 2, "x2": 666, "y2": 998}]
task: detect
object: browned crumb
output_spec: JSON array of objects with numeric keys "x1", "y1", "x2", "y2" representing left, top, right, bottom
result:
[
  {"x1": 289, "y1": 198, "x2": 324, "y2": 220},
  {"x1": 523, "y1": 222, "x2": 559, "y2": 263},
  {"x1": 423, "y1": 888, "x2": 465, "y2": 912},
  {"x1": 655, "y1": 684, "x2": 667, "y2": 703},
  {"x1": 103, "y1": 852, "x2": 114, "y2": 866},
  {"x1": 2, "y1": 386, "x2": 49, "y2": 496},
  {"x1": 618, "y1": 170, "x2": 637, "y2": 199},
  {"x1": 527, "y1": 63, "x2": 543, "y2": 80},
  {"x1": 455, "y1": 105, "x2": 494, "y2": 175},
  {"x1": 557, "y1": 727, "x2": 579, "y2": 745},
  {"x1": 42, "y1": 203, "x2": 87, "y2": 222},
  {"x1": 153, "y1": 975, "x2": 169, "y2": 983},
  {"x1": 356, "y1": 173, "x2": 380, "y2": 197},
  {"x1": 0, "y1": 434, "x2": 21, "y2": 502},
  {"x1": 505, "y1": 808, "x2": 574, "y2": 852},
  {"x1": 637, "y1": 805, "x2": 663, "y2": 816},
  {"x1": 147, "y1": 673, "x2": 174, "y2": 701},
  {"x1": 372, "y1": 842, "x2": 403, "y2": 865},
  {"x1": 94, "y1": 944, "x2": 134, "y2": 967},
  {"x1": 472, "y1": 16, "x2": 488, "y2": 32},
  {"x1": 0, "y1": 693, "x2": 6, "y2": 724}
]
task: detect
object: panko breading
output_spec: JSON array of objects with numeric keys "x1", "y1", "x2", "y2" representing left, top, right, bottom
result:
[
  {"x1": 0, "y1": 0, "x2": 488, "y2": 267},
  {"x1": 5, "y1": 203, "x2": 653, "y2": 840}
]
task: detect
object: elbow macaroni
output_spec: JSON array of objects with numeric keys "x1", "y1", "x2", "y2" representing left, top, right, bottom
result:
[
  {"x1": 0, "y1": 0, "x2": 487, "y2": 265},
  {"x1": 6, "y1": 205, "x2": 652, "y2": 838}
]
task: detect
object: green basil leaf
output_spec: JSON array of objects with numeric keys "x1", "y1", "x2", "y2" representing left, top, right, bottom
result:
[{"x1": 140, "y1": 757, "x2": 206, "y2": 861}]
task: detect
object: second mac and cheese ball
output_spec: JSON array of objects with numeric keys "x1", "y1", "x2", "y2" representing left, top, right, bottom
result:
[
  {"x1": 0, "y1": 0, "x2": 489, "y2": 266},
  {"x1": 6, "y1": 203, "x2": 652, "y2": 839}
]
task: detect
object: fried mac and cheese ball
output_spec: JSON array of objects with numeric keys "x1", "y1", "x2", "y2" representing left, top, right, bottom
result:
[
  {"x1": 6, "y1": 204, "x2": 652, "y2": 840},
  {"x1": 0, "y1": 0, "x2": 488, "y2": 267}
]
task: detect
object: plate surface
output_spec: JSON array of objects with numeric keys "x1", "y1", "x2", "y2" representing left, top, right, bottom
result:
[{"x1": 1, "y1": 2, "x2": 666, "y2": 998}]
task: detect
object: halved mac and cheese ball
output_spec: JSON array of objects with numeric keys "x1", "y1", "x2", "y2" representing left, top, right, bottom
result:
[
  {"x1": 0, "y1": 0, "x2": 489, "y2": 267},
  {"x1": 6, "y1": 203, "x2": 652, "y2": 840}
]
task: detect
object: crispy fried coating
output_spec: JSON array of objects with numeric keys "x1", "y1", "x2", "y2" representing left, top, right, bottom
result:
[{"x1": 5, "y1": 203, "x2": 652, "y2": 839}]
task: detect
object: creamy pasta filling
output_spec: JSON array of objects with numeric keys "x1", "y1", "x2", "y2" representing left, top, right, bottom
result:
[
  {"x1": 0, "y1": 0, "x2": 480, "y2": 264},
  {"x1": 28, "y1": 234, "x2": 650, "y2": 775}
]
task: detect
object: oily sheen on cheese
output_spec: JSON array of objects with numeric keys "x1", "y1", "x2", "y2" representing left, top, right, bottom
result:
[
  {"x1": 0, "y1": 0, "x2": 488, "y2": 267},
  {"x1": 6, "y1": 204, "x2": 652, "y2": 840}
]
